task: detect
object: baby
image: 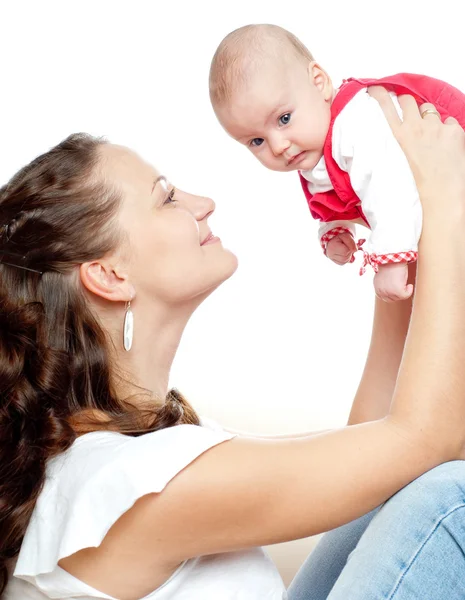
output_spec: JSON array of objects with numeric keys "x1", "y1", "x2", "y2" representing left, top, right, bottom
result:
[{"x1": 209, "y1": 24, "x2": 465, "y2": 301}]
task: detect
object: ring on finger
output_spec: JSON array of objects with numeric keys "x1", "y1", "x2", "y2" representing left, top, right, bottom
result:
[{"x1": 421, "y1": 108, "x2": 441, "y2": 119}]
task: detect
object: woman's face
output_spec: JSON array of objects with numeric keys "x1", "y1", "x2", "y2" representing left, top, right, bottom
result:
[{"x1": 101, "y1": 144, "x2": 238, "y2": 307}]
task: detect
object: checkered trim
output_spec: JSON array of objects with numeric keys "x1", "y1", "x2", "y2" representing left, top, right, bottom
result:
[
  {"x1": 360, "y1": 251, "x2": 418, "y2": 275},
  {"x1": 320, "y1": 227, "x2": 365, "y2": 263}
]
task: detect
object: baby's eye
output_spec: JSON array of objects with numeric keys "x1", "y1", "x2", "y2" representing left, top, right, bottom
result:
[
  {"x1": 250, "y1": 138, "x2": 264, "y2": 148},
  {"x1": 279, "y1": 113, "x2": 291, "y2": 126}
]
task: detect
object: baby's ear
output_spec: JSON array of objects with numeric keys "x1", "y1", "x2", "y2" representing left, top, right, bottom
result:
[{"x1": 309, "y1": 61, "x2": 333, "y2": 101}]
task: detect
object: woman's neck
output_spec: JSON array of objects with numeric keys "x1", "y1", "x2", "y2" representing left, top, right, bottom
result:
[{"x1": 111, "y1": 303, "x2": 192, "y2": 405}]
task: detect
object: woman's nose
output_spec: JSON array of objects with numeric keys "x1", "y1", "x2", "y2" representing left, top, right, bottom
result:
[{"x1": 188, "y1": 193, "x2": 216, "y2": 221}]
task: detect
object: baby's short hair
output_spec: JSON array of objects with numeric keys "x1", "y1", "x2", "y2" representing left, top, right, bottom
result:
[{"x1": 209, "y1": 24, "x2": 314, "y2": 107}]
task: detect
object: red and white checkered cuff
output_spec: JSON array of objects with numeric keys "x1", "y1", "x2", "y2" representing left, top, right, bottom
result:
[
  {"x1": 320, "y1": 227, "x2": 354, "y2": 253},
  {"x1": 360, "y1": 250, "x2": 418, "y2": 275}
]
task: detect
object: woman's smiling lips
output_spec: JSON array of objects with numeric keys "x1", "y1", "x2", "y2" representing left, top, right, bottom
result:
[{"x1": 201, "y1": 231, "x2": 221, "y2": 246}]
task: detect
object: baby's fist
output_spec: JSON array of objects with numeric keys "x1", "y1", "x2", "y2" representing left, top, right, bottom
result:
[
  {"x1": 326, "y1": 233, "x2": 357, "y2": 265},
  {"x1": 374, "y1": 262, "x2": 413, "y2": 302}
]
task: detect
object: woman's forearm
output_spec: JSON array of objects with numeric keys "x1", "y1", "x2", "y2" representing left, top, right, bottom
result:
[
  {"x1": 389, "y1": 224, "x2": 465, "y2": 453},
  {"x1": 348, "y1": 267, "x2": 414, "y2": 425}
]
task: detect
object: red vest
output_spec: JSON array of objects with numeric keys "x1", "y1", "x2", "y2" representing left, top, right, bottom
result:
[{"x1": 300, "y1": 73, "x2": 465, "y2": 224}]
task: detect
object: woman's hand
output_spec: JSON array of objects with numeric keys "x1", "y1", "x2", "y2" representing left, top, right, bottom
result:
[{"x1": 368, "y1": 87, "x2": 465, "y2": 226}]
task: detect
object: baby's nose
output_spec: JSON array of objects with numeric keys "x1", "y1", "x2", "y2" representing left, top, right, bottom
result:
[{"x1": 270, "y1": 136, "x2": 291, "y2": 157}]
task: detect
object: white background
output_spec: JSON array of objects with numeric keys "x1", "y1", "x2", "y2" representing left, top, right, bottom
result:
[{"x1": 1, "y1": 0, "x2": 463, "y2": 584}]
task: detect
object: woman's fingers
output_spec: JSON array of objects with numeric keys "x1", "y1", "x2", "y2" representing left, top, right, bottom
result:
[
  {"x1": 445, "y1": 116, "x2": 459, "y2": 126},
  {"x1": 397, "y1": 95, "x2": 425, "y2": 123},
  {"x1": 416, "y1": 101, "x2": 441, "y2": 120},
  {"x1": 368, "y1": 86, "x2": 402, "y2": 130}
]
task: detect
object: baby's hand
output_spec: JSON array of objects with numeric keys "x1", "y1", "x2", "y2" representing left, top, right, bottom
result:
[
  {"x1": 325, "y1": 233, "x2": 357, "y2": 265},
  {"x1": 373, "y1": 263, "x2": 413, "y2": 302}
]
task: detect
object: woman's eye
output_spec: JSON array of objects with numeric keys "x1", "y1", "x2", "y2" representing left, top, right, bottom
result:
[
  {"x1": 250, "y1": 138, "x2": 264, "y2": 148},
  {"x1": 164, "y1": 187, "x2": 177, "y2": 204},
  {"x1": 279, "y1": 113, "x2": 291, "y2": 126}
]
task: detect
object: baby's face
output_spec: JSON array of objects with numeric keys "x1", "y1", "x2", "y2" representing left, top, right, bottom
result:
[{"x1": 216, "y1": 61, "x2": 333, "y2": 173}]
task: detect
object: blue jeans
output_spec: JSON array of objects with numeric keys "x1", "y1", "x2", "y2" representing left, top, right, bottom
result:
[{"x1": 288, "y1": 461, "x2": 465, "y2": 599}]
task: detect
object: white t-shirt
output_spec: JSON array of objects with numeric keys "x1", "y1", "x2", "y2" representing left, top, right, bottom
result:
[
  {"x1": 301, "y1": 88, "x2": 422, "y2": 258},
  {"x1": 5, "y1": 419, "x2": 287, "y2": 599}
]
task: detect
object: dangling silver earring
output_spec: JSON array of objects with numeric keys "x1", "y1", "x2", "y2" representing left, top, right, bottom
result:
[{"x1": 123, "y1": 300, "x2": 134, "y2": 351}]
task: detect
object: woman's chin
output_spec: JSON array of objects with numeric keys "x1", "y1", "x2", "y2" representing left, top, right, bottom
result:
[
  {"x1": 199, "y1": 252, "x2": 239, "y2": 300},
  {"x1": 221, "y1": 250, "x2": 239, "y2": 283}
]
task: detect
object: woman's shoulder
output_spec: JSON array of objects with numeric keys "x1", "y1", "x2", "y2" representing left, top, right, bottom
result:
[
  {"x1": 49, "y1": 416, "x2": 230, "y2": 481},
  {"x1": 14, "y1": 419, "x2": 235, "y2": 582}
]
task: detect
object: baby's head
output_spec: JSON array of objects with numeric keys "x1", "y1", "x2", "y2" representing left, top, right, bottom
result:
[{"x1": 209, "y1": 24, "x2": 334, "y2": 172}]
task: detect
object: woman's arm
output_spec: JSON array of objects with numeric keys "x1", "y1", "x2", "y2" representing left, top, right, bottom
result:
[
  {"x1": 60, "y1": 95, "x2": 465, "y2": 599},
  {"x1": 348, "y1": 264, "x2": 415, "y2": 425}
]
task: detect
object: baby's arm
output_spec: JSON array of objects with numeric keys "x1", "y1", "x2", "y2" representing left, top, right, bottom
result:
[{"x1": 334, "y1": 90, "x2": 422, "y2": 301}]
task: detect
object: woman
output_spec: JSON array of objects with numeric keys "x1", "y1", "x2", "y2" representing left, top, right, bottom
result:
[{"x1": 1, "y1": 91, "x2": 465, "y2": 600}]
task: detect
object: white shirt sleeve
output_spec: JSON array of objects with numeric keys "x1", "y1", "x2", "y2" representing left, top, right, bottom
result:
[
  {"x1": 14, "y1": 423, "x2": 235, "y2": 597},
  {"x1": 332, "y1": 89, "x2": 422, "y2": 257}
]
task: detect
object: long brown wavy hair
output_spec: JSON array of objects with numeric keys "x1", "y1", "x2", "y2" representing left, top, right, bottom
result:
[{"x1": 0, "y1": 133, "x2": 199, "y2": 593}]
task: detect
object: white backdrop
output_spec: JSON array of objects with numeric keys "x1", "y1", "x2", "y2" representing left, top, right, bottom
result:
[{"x1": 1, "y1": 0, "x2": 463, "y2": 583}]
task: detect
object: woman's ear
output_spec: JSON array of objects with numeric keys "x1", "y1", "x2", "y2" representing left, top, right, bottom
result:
[{"x1": 79, "y1": 259, "x2": 134, "y2": 303}]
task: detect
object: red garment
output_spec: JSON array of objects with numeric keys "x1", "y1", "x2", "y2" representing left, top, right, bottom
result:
[{"x1": 299, "y1": 73, "x2": 465, "y2": 225}]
